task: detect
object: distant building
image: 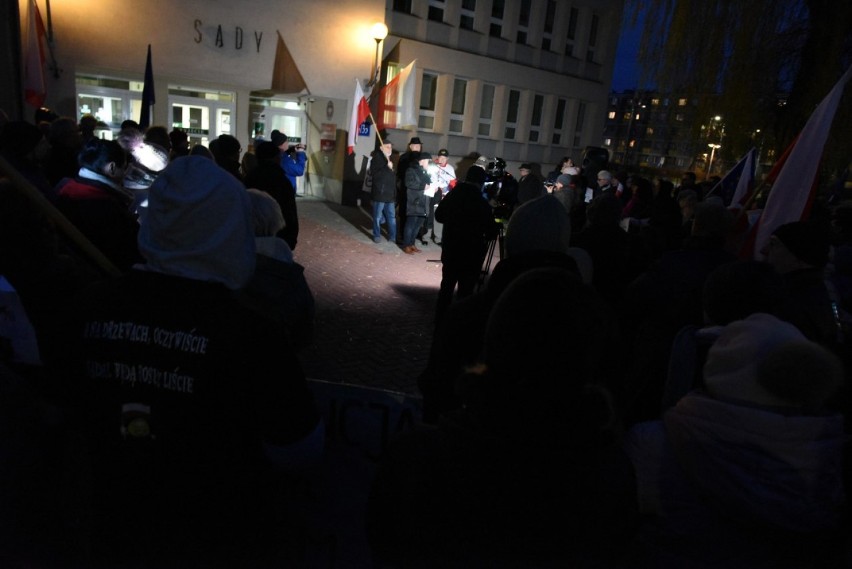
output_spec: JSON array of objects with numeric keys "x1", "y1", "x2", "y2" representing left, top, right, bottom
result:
[{"x1": 602, "y1": 90, "x2": 721, "y2": 176}]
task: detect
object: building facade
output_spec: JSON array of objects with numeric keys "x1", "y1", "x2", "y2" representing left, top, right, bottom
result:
[{"x1": 14, "y1": 0, "x2": 623, "y2": 202}]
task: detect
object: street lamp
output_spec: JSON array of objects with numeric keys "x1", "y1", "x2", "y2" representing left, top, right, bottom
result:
[
  {"x1": 707, "y1": 143, "x2": 721, "y2": 179},
  {"x1": 368, "y1": 22, "x2": 389, "y2": 88}
]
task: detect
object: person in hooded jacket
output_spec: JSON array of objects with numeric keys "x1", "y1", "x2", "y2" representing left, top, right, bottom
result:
[
  {"x1": 61, "y1": 156, "x2": 322, "y2": 567},
  {"x1": 626, "y1": 313, "x2": 847, "y2": 568}
]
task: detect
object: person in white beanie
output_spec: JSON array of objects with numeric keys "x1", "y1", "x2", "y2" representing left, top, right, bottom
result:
[
  {"x1": 626, "y1": 312, "x2": 846, "y2": 567},
  {"x1": 63, "y1": 156, "x2": 322, "y2": 566}
]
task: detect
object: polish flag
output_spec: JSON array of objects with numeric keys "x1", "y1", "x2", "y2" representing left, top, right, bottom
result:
[
  {"x1": 378, "y1": 60, "x2": 417, "y2": 130},
  {"x1": 748, "y1": 63, "x2": 852, "y2": 259},
  {"x1": 23, "y1": 0, "x2": 47, "y2": 108},
  {"x1": 347, "y1": 79, "x2": 370, "y2": 155}
]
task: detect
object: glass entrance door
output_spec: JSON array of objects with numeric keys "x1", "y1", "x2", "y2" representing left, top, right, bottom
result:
[{"x1": 168, "y1": 89, "x2": 236, "y2": 150}]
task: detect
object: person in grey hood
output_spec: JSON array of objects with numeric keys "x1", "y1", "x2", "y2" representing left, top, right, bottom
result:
[
  {"x1": 63, "y1": 155, "x2": 321, "y2": 566},
  {"x1": 626, "y1": 313, "x2": 846, "y2": 568}
]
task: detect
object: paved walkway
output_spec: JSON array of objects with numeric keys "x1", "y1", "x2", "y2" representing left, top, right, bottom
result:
[{"x1": 293, "y1": 197, "x2": 446, "y2": 396}]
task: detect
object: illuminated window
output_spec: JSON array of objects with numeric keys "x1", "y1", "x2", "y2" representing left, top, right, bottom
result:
[
  {"x1": 608, "y1": 111, "x2": 616, "y2": 119},
  {"x1": 678, "y1": 98, "x2": 688, "y2": 106},
  {"x1": 604, "y1": 138, "x2": 612, "y2": 146},
  {"x1": 675, "y1": 113, "x2": 684, "y2": 122},
  {"x1": 651, "y1": 98, "x2": 660, "y2": 106}
]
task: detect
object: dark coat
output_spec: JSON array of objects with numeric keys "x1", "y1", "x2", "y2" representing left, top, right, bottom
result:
[
  {"x1": 405, "y1": 164, "x2": 432, "y2": 217},
  {"x1": 244, "y1": 161, "x2": 299, "y2": 250},
  {"x1": 434, "y1": 182, "x2": 498, "y2": 265},
  {"x1": 369, "y1": 150, "x2": 396, "y2": 203},
  {"x1": 517, "y1": 173, "x2": 545, "y2": 205},
  {"x1": 55, "y1": 176, "x2": 143, "y2": 271}
]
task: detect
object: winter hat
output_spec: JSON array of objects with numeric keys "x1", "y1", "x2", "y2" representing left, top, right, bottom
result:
[
  {"x1": 255, "y1": 140, "x2": 280, "y2": 162},
  {"x1": 270, "y1": 130, "x2": 288, "y2": 146},
  {"x1": 465, "y1": 166, "x2": 487, "y2": 185},
  {"x1": 703, "y1": 313, "x2": 842, "y2": 408},
  {"x1": 419, "y1": 151, "x2": 432, "y2": 161},
  {"x1": 504, "y1": 194, "x2": 572, "y2": 258},
  {"x1": 771, "y1": 221, "x2": 830, "y2": 268},
  {"x1": 137, "y1": 156, "x2": 256, "y2": 290},
  {"x1": 555, "y1": 174, "x2": 572, "y2": 187}
]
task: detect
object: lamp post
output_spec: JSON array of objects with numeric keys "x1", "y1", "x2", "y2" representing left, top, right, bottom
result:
[
  {"x1": 706, "y1": 143, "x2": 721, "y2": 180},
  {"x1": 368, "y1": 22, "x2": 388, "y2": 88}
]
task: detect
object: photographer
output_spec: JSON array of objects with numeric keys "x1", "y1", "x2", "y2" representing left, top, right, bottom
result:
[{"x1": 271, "y1": 129, "x2": 307, "y2": 192}]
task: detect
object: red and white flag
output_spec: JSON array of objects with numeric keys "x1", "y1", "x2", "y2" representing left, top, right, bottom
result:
[
  {"x1": 23, "y1": 0, "x2": 47, "y2": 108},
  {"x1": 750, "y1": 63, "x2": 852, "y2": 259},
  {"x1": 347, "y1": 79, "x2": 370, "y2": 155},
  {"x1": 378, "y1": 60, "x2": 417, "y2": 130}
]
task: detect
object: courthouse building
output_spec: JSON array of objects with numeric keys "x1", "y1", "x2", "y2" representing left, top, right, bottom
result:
[{"x1": 12, "y1": 0, "x2": 623, "y2": 203}]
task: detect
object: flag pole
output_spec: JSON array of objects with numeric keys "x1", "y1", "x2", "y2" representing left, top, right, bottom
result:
[
  {"x1": 42, "y1": 0, "x2": 60, "y2": 78},
  {"x1": 369, "y1": 112, "x2": 384, "y2": 147}
]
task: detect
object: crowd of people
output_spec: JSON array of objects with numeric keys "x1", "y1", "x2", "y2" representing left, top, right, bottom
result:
[
  {"x1": 371, "y1": 136, "x2": 852, "y2": 567},
  {"x1": 1, "y1": 108, "x2": 852, "y2": 567},
  {"x1": 1, "y1": 109, "x2": 319, "y2": 567}
]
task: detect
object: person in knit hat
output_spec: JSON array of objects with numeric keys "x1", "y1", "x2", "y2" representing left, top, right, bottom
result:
[
  {"x1": 64, "y1": 155, "x2": 322, "y2": 566},
  {"x1": 504, "y1": 194, "x2": 572, "y2": 258},
  {"x1": 626, "y1": 312, "x2": 846, "y2": 566}
]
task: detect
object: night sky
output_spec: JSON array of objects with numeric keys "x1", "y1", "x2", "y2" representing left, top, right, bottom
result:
[{"x1": 611, "y1": 9, "x2": 644, "y2": 92}]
